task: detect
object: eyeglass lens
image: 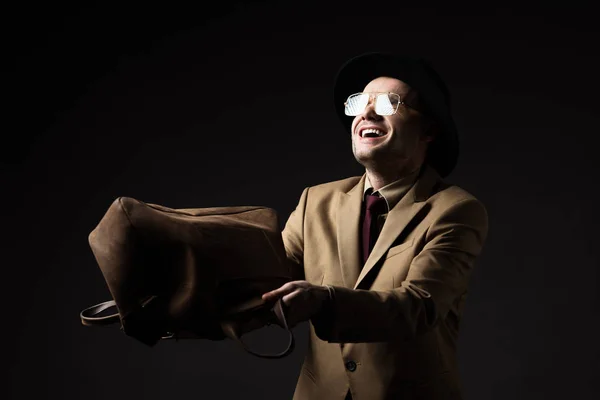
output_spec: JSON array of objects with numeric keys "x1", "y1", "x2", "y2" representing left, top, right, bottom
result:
[{"x1": 344, "y1": 93, "x2": 397, "y2": 116}]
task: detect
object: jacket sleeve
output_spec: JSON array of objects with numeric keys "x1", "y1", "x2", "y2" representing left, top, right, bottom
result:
[
  {"x1": 281, "y1": 187, "x2": 309, "y2": 281},
  {"x1": 312, "y1": 197, "x2": 489, "y2": 343}
]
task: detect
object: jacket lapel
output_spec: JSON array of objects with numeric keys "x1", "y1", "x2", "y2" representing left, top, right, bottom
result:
[
  {"x1": 353, "y1": 166, "x2": 440, "y2": 289},
  {"x1": 336, "y1": 174, "x2": 366, "y2": 288}
]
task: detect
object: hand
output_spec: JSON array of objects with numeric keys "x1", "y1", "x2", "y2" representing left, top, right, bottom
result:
[{"x1": 262, "y1": 280, "x2": 331, "y2": 328}]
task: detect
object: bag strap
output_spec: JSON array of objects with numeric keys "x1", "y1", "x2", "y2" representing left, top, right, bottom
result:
[
  {"x1": 80, "y1": 299, "x2": 295, "y2": 359},
  {"x1": 80, "y1": 300, "x2": 120, "y2": 326},
  {"x1": 220, "y1": 299, "x2": 295, "y2": 359}
]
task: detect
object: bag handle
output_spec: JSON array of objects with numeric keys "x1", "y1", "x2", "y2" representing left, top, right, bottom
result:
[
  {"x1": 80, "y1": 300, "x2": 120, "y2": 326},
  {"x1": 80, "y1": 295, "x2": 157, "y2": 326},
  {"x1": 80, "y1": 298, "x2": 295, "y2": 359},
  {"x1": 220, "y1": 299, "x2": 295, "y2": 359}
]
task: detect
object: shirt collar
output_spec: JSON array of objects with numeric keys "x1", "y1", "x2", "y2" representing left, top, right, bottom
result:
[{"x1": 363, "y1": 166, "x2": 422, "y2": 211}]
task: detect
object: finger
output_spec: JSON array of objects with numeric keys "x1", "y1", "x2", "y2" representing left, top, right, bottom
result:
[
  {"x1": 262, "y1": 287, "x2": 288, "y2": 299},
  {"x1": 262, "y1": 292, "x2": 280, "y2": 301},
  {"x1": 281, "y1": 290, "x2": 304, "y2": 307},
  {"x1": 262, "y1": 282, "x2": 298, "y2": 300}
]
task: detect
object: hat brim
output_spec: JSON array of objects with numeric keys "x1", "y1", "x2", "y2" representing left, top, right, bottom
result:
[{"x1": 333, "y1": 52, "x2": 459, "y2": 178}]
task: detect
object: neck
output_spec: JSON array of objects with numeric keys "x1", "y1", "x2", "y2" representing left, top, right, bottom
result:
[{"x1": 366, "y1": 164, "x2": 422, "y2": 191}]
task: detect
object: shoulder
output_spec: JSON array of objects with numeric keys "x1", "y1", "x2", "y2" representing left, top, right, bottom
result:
[
  {"x1": 416, "y1": 165, "x2": 485, "y2": 211},
  {"x1": 305, "y1": 176, "x2": 363, "y2": 197},
  {"x1": 433, "y1": 181, "x2": 481, "y2": 205},
  {"x1": 291, "y1": 176, "x2": 363, "y2": 213},
  {"x1": 428, "y1": 180, "x2": 488, "y2": 231}
]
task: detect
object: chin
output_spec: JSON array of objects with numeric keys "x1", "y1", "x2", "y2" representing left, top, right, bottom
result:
[
  {"x1": 355, "y1": 148, "x2": 412, "y2": 167},
  {"x1": 353, "y1": 151, "x2": 381, "y2": 167}
]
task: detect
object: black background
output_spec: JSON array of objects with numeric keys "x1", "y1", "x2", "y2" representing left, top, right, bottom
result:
[{"x1": 5, "y1": 2, "x2": 599, "y2": 399}]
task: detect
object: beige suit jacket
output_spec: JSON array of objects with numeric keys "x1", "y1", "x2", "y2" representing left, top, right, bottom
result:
[{"x1": 282, "y1": 165, "x2": 489, "y2": 400}]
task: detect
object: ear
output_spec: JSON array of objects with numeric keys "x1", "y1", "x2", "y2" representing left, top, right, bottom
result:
[{"x1": 421, "y1": 120, "x2": 438, "y2": 143}]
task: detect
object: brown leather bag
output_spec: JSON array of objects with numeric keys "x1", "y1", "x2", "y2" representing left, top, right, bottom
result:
[{"x1": 80, "y1": 197, "x2": 294, "y2": 358}]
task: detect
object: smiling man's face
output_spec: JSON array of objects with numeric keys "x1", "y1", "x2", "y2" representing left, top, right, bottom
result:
[{"x1": 350, "y1": 76, "x2": 433, "y2": 174}]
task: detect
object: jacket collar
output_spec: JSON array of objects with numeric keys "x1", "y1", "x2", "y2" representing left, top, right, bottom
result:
[{"x1": 336, "y1": 165, "x2": 440, "y2": 289}]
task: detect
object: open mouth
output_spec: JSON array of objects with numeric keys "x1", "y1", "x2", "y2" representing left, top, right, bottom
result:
[{"x1": 360, "y1": 128, "x2": 387, "y2": 138}]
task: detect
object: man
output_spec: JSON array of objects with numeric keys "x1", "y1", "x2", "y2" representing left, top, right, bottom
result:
[{"x1": 262, "y1": 52, "x2": 488, "y2": 400}]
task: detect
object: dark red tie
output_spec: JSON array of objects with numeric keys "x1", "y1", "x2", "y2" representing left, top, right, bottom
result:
[{"x1": 362, "y1": 193, "x2": 387, "y2": 264}]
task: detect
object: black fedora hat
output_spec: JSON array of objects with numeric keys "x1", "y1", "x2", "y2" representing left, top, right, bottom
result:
[{"x1": 333, "y1": 52, "x2": 459, "y2": 178}]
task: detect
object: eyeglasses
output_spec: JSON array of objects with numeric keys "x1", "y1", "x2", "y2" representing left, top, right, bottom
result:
[{"x1": 344, "y1": 92, "x2": 413, "y2": 116}]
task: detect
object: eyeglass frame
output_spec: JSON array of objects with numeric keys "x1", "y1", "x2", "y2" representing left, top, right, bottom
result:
[{"x1": 343, "y1": 91, "x2": 423, "y2": 116}]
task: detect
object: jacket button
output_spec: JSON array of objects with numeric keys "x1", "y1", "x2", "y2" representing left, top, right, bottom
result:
[{"x1": 345, "y1": 361, "x2": 357, "y2": 372}]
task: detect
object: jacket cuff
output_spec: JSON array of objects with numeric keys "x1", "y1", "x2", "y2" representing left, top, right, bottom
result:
[{"x1": 310, "y1": 285, "x2": 336, "y2": 338}]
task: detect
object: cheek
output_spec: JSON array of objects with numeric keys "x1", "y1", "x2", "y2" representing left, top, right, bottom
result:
[
  {"x1": 350, "y1": 117, "x2": 361, "y2": 133},
  {"x1": 391, "y1": 122, "x2": 422, "y2": 148},
  {"x1": 392, "y1": 116, "x2": 423, "y2": 136}
]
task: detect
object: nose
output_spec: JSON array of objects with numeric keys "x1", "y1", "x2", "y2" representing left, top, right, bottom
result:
[{"x1": 359, "y1": 98, "x2": 382, "y2": 121}]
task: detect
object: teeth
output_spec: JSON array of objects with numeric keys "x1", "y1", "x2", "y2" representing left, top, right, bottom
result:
[{"x1": 361, "y1": 128, "x2": 385, "y2": 137}]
